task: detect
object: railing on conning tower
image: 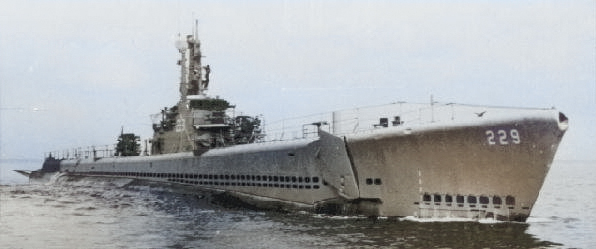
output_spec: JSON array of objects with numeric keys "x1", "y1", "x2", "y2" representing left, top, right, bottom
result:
[{"x1": 260, "y1": 101, "x2": 556, "y2": 142}]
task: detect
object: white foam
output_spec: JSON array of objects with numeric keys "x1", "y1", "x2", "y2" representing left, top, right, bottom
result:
[{"x1": 400, "y1": 216, "x2": 502, "y2": 223}]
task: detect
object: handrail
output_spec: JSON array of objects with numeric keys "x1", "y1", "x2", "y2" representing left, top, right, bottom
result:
[
  {"x1": 45, "y1": 144, "x2": 117, "y2": 160},
  {"x1": 45, "y1": 101, "x2": 557, "y2": 158}
]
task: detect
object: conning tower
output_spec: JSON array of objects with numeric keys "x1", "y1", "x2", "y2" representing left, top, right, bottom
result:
[{"x1": 151, "y1": 23, "x2": 262, "y2": 155}]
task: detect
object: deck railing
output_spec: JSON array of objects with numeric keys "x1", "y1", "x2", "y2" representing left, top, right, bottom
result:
[
  {"x1": 46, "y1": 101, "x2": 555, "y2": 159},
  {"x1": 45, "y1": 145, "x2": 117, "y2": 160},
  {"x1": 261, "y1": 101, "x2": 554, "y2": 141}
]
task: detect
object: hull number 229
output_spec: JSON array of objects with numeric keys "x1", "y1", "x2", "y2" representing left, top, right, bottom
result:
[{"x1": 486, "y1": 129, "x2": 521, "y2": 145}]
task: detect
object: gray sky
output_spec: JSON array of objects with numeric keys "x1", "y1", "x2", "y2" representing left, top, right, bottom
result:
[{"x1": 1, "y1": 0, "x2": 594, "y2": 161}]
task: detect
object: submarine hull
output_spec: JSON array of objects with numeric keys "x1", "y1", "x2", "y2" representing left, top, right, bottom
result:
[{"x1": 40, "y1": 110, "x2": 567, "y2": 222}]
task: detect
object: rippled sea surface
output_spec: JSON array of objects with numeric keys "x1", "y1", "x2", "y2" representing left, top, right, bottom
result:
[{"x1": 1, "y1": 160, "x2": 594, "y2": 248}]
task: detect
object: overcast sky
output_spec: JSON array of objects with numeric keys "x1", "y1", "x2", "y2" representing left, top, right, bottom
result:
[{"x1": 1, "y1": 0, "x2": 594, "y2": 162}]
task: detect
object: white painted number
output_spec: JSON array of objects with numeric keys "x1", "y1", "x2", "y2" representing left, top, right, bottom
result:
[
  {"x1": 510, "y1": 129, "x2": 521, "y2": 144},
  {"x1": 498, "y1": 130, "x2": 508, "y2": 145},
  {"x1": 485, "y1": 128, "x2": 521, "y2": 145},
  {"x1": 485, "y1": 130, "x2": 496, "y2": 145}
]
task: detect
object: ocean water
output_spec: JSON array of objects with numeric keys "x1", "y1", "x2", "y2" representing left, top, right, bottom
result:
[{"x1": 0, "y1": 160, "x2": 594, "y2": 248}]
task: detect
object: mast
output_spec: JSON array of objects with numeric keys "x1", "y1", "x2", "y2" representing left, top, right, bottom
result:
[
  {"x1": 187, "y1": 21, "x2": 202, "y2": 96},
  {"x1": 175, "y1": 34, "x2": 188, "y2": 101},
  {"x1": 177, "y1": 20, "x2": 209, "y2": 102}
]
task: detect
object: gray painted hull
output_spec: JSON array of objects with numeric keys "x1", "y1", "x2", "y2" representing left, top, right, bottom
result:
[
  {"x1": 345, "y1": 113, "x2": 566, "y2": 221},
  {"x1": 40, "y1": 109, "x2": 566, "y2": 221}
]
